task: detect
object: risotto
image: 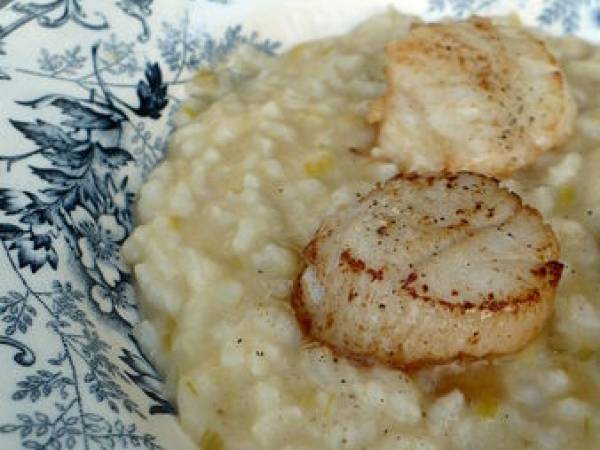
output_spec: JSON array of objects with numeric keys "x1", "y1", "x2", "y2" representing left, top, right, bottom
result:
[{"x1": 123, "y1": 10, "x2": 600, "y2": 450}]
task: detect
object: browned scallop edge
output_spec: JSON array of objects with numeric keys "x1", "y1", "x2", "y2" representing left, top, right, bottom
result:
[
  {"x1": 291, "y1": 232, "x2": 332, "y2": 337},
  {"x1": 290, "y1": 171, "x2": 563, "y2": 370},
  {"x1": 292, "y1": 270, "x2": 543, "y2": 371},
  {"x1": 369, "y1": 21, "x2": 575, "y2": 177},
  {"x1": 530, "y1": 34, "x2": 576, "y2": 151},
  {"x1": 291, "y1": 261, "x2": 559, "y2": 372},
  {"x1": 291, "y1": 268, "x2": 389, "y2": 369},
  {"x1": 390, "y1": 170, "x2": 500, "y2": 184},
  {"x1": 400, "y1": 264, "x2": 562, "y2": 315},
  {"x1": 291, "y1": 265, "x2": 383, "y2": 368},
  {"x1": 391, "y1": 172, "x2": 563, "y2": 314},
  {"x1": 290, "y1": 267, "x2": 312, "y2": 336},
  {"x1": 501, "y1": 45, "x2": 575, "y2": 176}
]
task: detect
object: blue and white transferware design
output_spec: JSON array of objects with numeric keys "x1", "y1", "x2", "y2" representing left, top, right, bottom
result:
[{"x1": 0, "y1": 0, "x2": 598, "y2": 448}]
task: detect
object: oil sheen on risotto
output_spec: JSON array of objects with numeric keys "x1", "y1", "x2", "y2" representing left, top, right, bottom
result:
[{"x1": 123, "y1": 11, "x2": 600, "y2": 450}]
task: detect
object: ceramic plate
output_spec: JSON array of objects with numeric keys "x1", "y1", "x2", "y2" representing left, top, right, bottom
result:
[{"x1": 0, "y1": 1, "x2": 598, "y2": 448}]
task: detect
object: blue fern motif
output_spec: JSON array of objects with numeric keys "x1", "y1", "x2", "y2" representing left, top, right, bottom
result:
[
  {"x1": 0, "y1": 1, "x2": 282, "y2": 448},
  {"x1": 0, "y1": 291, "x2": 36, "y2": 336},
  {"x1": 0, "y1": 1, "x2": 154, "y2": 81},
  {"x1": 84, "y1": 415, "x2": 163, "y2": 450},
  {"x1": 0, "y1": 410, "x2": 163, "y2": 450},
  {"x1": 0, "y1": 45, "x2": 167, "y2": 282},
  {"x1": 12, "y1": 369, "x2": 74, "y2": 402},
  {"x1": 428, "y1": 0, "x2": 499, "y2": 16},
  {"x1": 37, "y1": 46, "x2": 87, "y2": 75},
  {"x1": 429, "y1": 0, "x2": 600, "y2": 33},
  {"x1": 0, "y1": 38, "x2": 172, "y2": 447},
  {"x1": 6, "y1": 1, "x2": 600, "y2": 446},
  {"x1": 0, "y1": 277, "x2": 163, "y2": 449},
  {"x1": 157, "y1": 15, "x2": 280, "y2": 77},
  {"x1": 99, "y1": 34, "x2": 140, "y2": 77},
  {"x1": 537, "y1": 0, "x2": 600, "y2": 33}
]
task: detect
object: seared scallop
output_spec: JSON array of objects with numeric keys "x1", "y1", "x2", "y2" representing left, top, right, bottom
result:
[
  {"x1": 367, "y1": 17, "x2": 576, "y2": 176},
  {"x1": 292, "y1": 172, "x2": 562, "y2": 368}
]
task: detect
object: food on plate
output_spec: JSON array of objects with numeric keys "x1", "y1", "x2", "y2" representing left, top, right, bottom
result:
[
  {"x1": 293, "y1": 172, "x2": 562, "y2": 368},
  {"x1": 124, "y1": 9, "x2": 600, "y2": 450},
  {"x1": 367, "y1": 17, "x2": 577, "y2": 176}
]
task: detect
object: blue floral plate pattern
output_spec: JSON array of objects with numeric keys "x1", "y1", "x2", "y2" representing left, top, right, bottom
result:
[{"x1": 0, "y1": 0, "x2": 598, "y2": 448}]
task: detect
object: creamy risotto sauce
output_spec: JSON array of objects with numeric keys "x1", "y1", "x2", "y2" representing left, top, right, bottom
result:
[{"x1": 123, "y1": 11, "x2": 600, "y2": 450}]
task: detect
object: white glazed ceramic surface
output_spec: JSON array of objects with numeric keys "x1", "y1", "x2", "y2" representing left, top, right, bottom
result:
[{"x1": 0, "y1": 1, "x2": 598, "y2": 448}]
